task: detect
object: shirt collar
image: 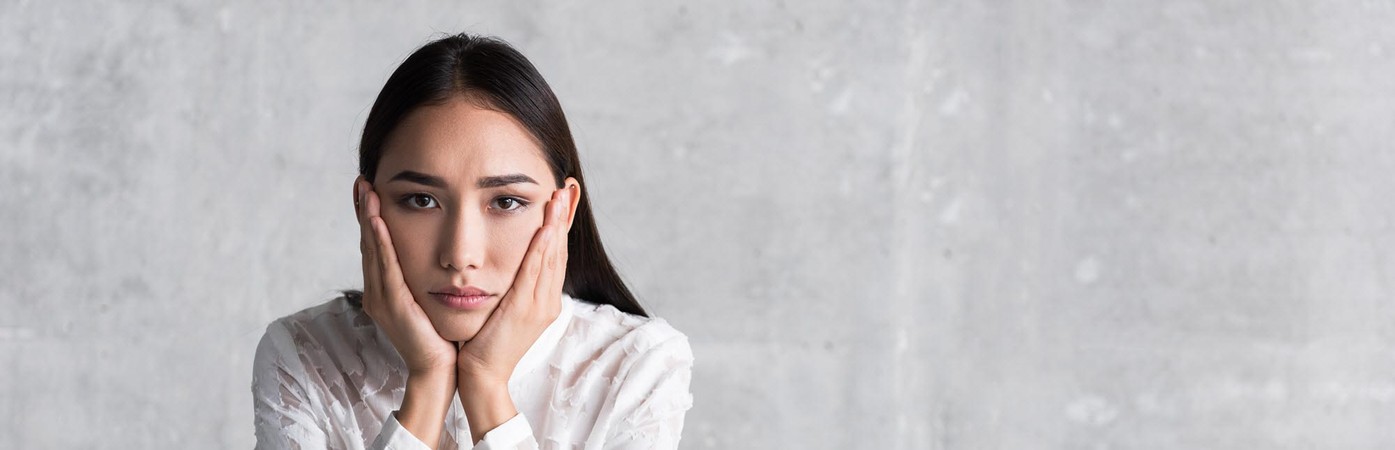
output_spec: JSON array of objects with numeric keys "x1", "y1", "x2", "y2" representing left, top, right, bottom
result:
[{"x1": 510, "y1": 293, "x2": 575, "y2": 382}]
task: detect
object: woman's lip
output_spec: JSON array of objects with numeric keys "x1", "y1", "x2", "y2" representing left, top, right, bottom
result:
[
  {"x1": 433, "y1": 285, "x2": 489, "y2": 297},
  {"x1": 432, "y1": 293, "x2": 494, "y2": 310}
]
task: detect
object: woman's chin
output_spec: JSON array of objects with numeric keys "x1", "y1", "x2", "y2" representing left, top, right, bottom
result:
[
  {"x1": 438, "y1": 327, "x2": 481, "y2": 343},
  {"x1": 417, "y1": 299, "x2": 495, "y2": 342},
  {"x1": 425, "y1": 314, "x2": 487, "y2": 343}
]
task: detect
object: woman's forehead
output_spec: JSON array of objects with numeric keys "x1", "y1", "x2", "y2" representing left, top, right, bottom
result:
[{"x1": 378, "y1": 99, "x2": 551, "y2": 185}]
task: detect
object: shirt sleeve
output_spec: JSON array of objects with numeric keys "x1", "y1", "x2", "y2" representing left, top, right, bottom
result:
[
  {"x1": 593, "y1": 334, "x2": 696, "y2": 450},
  {"x1": 253, "y1": 320, "x2": 436, "y2": 450},
  {"x1": 471, "y1": 413, "x2": 540, "y2": 450},
  {"x1": 368, "y1": 412, "x2": 436, "y2": 450},
  {"x1": 251, "y1": 322, "x2": 331, "y2": 449},
  {"x1": 471, "y1": 333, "x2": 694, "y2": 450}
]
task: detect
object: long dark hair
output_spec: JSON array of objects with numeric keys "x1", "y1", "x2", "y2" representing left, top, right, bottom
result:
[{"x1": 342, "y1": 33, "x2": 646, "y2": 318}]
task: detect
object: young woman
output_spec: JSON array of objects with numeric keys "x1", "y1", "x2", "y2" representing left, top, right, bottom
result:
[{"x1": 252, "y1": 33, "x2": 693, "y2": 450}]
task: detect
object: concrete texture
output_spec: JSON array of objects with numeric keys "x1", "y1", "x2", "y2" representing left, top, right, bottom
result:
[{"x1": 3, "y1": 1, "x2": 1394, "y2": 448}]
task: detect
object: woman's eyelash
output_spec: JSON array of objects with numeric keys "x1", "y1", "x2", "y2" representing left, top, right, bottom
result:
[
  {"x1": 398, "y1": 193, "x2": 438, "y2": 209},
  {"x1": 492, "y1": 196, "x2": 530, "y2": 212},
  {"x1": 395, "y1": 193, "x2": 531, "y2": 213}
]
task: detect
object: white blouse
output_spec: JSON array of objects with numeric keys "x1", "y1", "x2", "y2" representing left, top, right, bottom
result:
[{"x1": 252, "y1": 294, "x2": 694, "y2": 449}]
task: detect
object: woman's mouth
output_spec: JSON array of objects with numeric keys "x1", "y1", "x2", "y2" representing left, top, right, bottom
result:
[{"x1": 430, "y1": 286, "x2": 494, "y2": 310}]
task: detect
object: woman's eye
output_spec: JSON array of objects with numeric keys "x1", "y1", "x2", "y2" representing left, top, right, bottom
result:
[
  {"x1": 402, "y1": 194, "x2": 438, "y2": 210},
  {"x1": 492, "y1": 197, "x2": 528, "y2": 212}
]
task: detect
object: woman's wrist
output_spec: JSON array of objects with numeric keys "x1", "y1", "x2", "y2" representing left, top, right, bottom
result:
[
  {"x1": 398, "y1": 370, "x2": 456, "y2": 449},
  {"x1": 457, "y1": 374, "x2": 517, "y2": 444}
]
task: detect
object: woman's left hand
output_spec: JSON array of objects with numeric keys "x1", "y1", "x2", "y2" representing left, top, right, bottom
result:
[{"x1": 457, "y1": 187, "x2": 570, "y2": 389}]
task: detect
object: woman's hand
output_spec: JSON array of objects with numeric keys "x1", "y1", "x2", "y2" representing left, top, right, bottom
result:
[
  {"x1": 455, "y1": 187, "x2": 572, "y2": 443},
  {"x1": 356, "y1": 176, "x2": 457, "y2": 375},
  {"x1": 356, "y1": 176, "x2": 456, "y2": 448}
]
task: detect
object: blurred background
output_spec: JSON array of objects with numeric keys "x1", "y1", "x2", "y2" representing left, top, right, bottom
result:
[{"x1": 4, "y1": 1, "x2": 1395, "y2": 448}]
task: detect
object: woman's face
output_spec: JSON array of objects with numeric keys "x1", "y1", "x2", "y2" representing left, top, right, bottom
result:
[{"x1": 365, "y1": 97, "x2": 577, "y2": 342}]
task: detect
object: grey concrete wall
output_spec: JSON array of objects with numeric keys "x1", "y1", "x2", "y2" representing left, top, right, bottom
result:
[{"x1": 3, "y1": 1, "x2": 1393, "y2": 448}]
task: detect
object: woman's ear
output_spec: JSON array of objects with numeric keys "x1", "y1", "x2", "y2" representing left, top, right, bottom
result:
[
  {"x1": 563, "y1": 177, "x2": 581, "y2": 231},
  {"x1": 352, "y1": 175, "x2": 367, "y2": 215}
]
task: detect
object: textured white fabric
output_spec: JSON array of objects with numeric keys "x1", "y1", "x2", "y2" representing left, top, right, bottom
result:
[{"x1": 252, "y1": 294, "x2": 693, "y2": 449}]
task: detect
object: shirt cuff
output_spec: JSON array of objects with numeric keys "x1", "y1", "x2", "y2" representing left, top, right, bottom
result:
[
  {"x1": 473, "y1": 413, "x2": 536, "y2": 450},
  {"x1": 369, "y1": 411, "x2": 435, "y2": 450}
]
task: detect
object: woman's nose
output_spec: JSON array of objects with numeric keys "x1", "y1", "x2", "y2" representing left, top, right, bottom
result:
[{"x1": 439, "y1": 210, "x2": 484, "y2": 271}]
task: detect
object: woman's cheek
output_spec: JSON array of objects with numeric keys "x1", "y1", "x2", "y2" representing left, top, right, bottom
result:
[
  {"x1": 379, "y1": 212, "x2": 410, "y2": 261},
  {"x1": 495, "y1": 219, "x2": 543, "y2": 278},
  {"x1": 385, "y1": 215, "x2": 431, "y2": 287}
]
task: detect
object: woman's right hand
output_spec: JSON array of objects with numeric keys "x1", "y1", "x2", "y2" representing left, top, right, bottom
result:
[
  {"x1": 355, "y1": 176, "x2": 456, "y2": 376},
  {"x1": 357, "y1": 176, "x2": 457, "y2": 448}
]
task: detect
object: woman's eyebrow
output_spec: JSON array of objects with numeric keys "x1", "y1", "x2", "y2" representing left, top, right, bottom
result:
[
  {"x1": 477, "y1": 173, "x2": 539, "y2": 188},
  {"x1": 386, "y1": 170, "x2": 538, "y2": 189},
  {"x1": 388, "y1": 170, "x2": 448, "y2": 188}
]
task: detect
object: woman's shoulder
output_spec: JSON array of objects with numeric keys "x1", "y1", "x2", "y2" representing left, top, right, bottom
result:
[
  {"x1": 563, "y1": 297, "x2": 692, "y2": 363},
  {"x1": 254, "y1": 295, "x2": 381, "y2": 368},
  {"x1": 263, "y1": 295, "x2": 374, "y2": 338},
  {"x1": 556, "y1": 297, "x2": 694, "y2": 415}
]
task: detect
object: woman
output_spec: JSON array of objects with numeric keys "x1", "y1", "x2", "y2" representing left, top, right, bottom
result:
[{"x1": 252, "y1": 33, "x2": 693, "y2": 450}]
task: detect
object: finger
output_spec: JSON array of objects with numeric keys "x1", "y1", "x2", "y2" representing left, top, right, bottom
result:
[
  {"x1": 545, "y1": 190, "x2": 570, "y2": 312},
  {"x1": 369, "y1": 193, "x2": 384, "y2": 282},
  {"x1": 535, "y1": 190, "x2": 569, "y2": 296},
  {"x1": 354, "y1": 177, "x2": 370, "y2": 250},
  {"x1": 536, "y1": 189, "x2": 567, "y2": 302},
  {"x1": 508, "y1": 195, "x2": 555, "y2": 305},
  {"x1": 533, "y1": 194, "x2": 561, "y2": 302},
  {"x1": 368, "y1": 191, "x2": 410, "y2": 308},
  {"x1": 356, "y1": 179, "x2": 382, "y2": 310},
  {"x1": 546, "y1": 190, "x2": 563, "y2": 299},
  {"x1": 366, "y1": 191, "x2": 390, "y2": 281}
]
